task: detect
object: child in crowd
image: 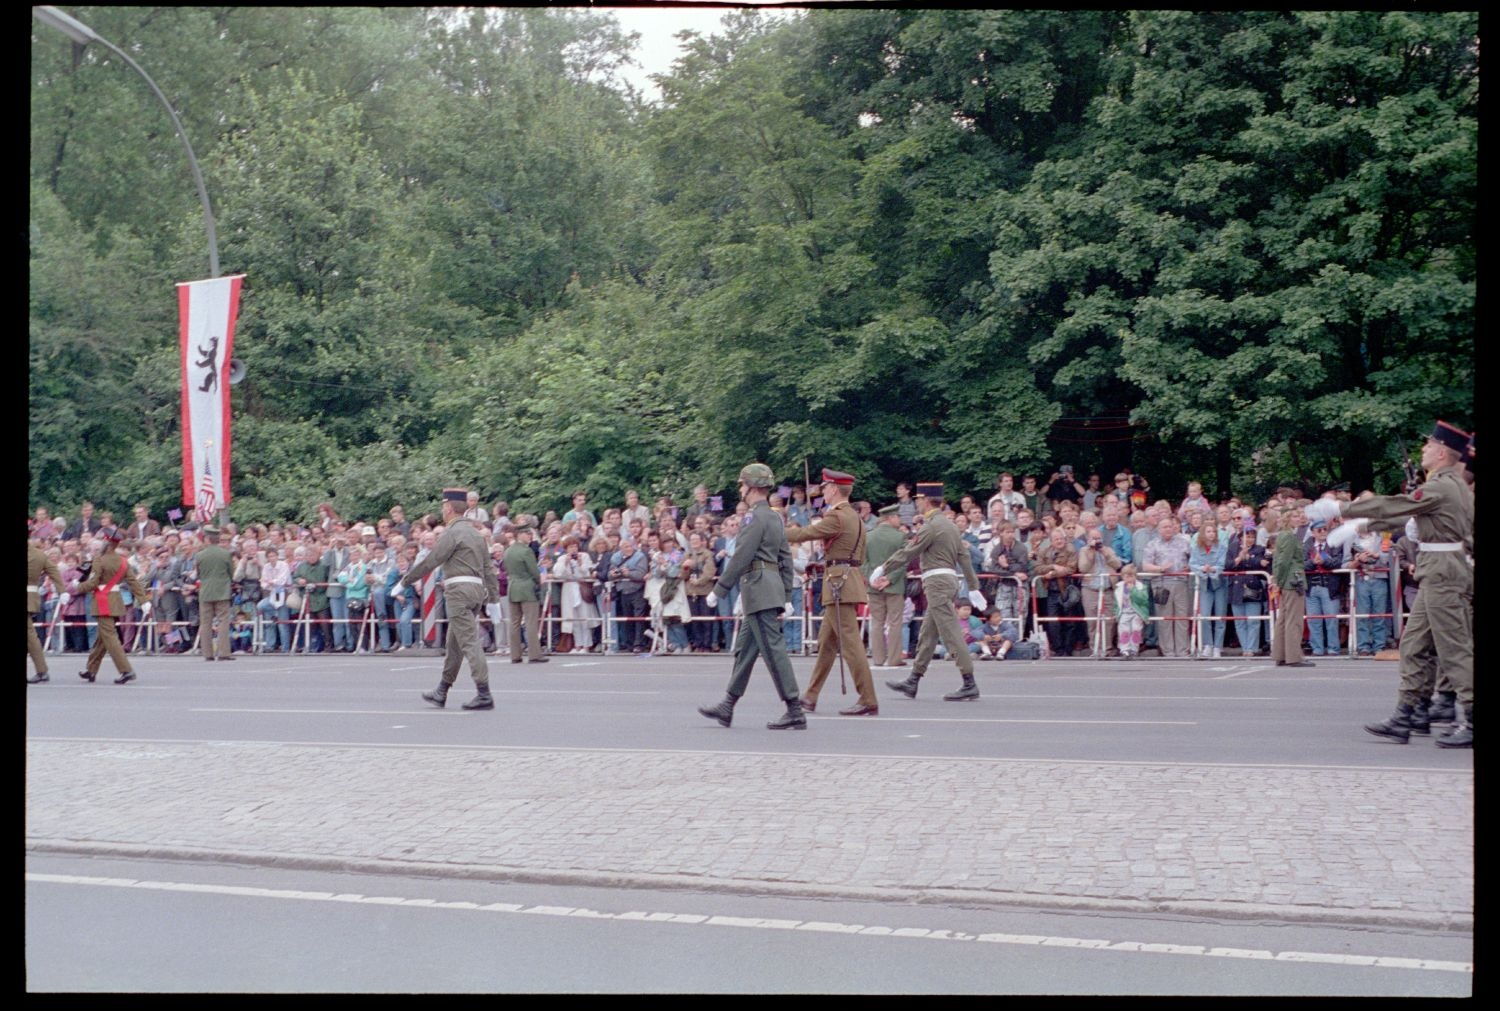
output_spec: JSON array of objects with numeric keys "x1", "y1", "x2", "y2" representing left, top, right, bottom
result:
[
  {"x1": 1114, "y1": 563, "x2": 1150, "y2": 658},
  {"x1": 978, "y1": 608, "x2": 1015, "y2": 660}
]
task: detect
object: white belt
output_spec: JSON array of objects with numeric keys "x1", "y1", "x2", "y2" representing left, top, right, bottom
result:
[
  {"x1": 921, "y1": 568, "x2": 959, "y2": 579},
  {"x1": 445, "y1": 576, "x2": 483, "y2": 586},
  {"x1": 1418, "y1": 543, "x2": 1463, "y2": 552},
  {"x1": 26, "y1": 584, "x2": 40, "y2": 593}
]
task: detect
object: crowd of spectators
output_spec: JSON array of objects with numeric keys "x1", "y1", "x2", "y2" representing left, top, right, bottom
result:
[{"x1": 28, "y1": 464, "x2": 1433, "y2": 661}]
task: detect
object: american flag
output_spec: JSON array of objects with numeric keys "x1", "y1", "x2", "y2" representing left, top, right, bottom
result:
[{"x1": 197, "y1": 457, "x2": 217, "y2": 520}]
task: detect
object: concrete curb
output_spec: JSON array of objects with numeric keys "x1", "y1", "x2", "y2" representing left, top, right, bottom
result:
[{"x1": 27, "y1": 839, "x2": 1474, "y2": 934}]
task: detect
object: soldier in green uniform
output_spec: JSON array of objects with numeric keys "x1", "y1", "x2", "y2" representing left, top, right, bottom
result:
[
  {"x1": 196, "y1": 526, "x2": 237, "y2": 662},
  {"x1": 872, "y1": 483, "x2": 988, "y2": 702},
  {"x1": 865, "y1": 504, "x2": 908, "y2": 669},
  {"x1": 698, "y1": 462, "x2": 805, "y2": 730},
  {"x1": 1269, "y1": 505, "x2": 1313, "y2": 668},
  {"x1": 402, "y1": 488, "x2": 502, "y2": 710},
  {"x1": 1315, "y1": 421, "x2": 1474, "y2": 747},
  {"x1": 28, "y1": 527, "x2": 66, "y2": 683},
  {"x1": 76, "y1": 527, "x2": 147, "y2": 684},
  {"x1": 504, "y1": 521, "x2": 548, "y2": 664},
  {"x1": 785, "y1": 467, "x2": 879, "y2": 716}
]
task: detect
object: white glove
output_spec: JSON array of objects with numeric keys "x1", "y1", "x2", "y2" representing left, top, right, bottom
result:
[
  {"x1": 732, "y1": 595, "x2": 744, "y2": 616},
  {"x1": 968, "y1": 590, "x2": 987, "y2": 610},
  {"x1": 705, "y1": 591, "x2": 718, "y2": 609},
  {"x1": 1305, "y1": 498, "x2": 1341, "y2": 523},
  {"x1": 58, "y1": 592, "x2": 70, "y2": 606},
  {"x1": 1405, "y1": 518, "x2": 1419, "y2": 541},
  {"x1": 782, "y1": 601, "x2": 794, "y2": 617},
  {"x1": 140, "y1": 601, "x2": 153, "y2": 617},
  {"x1": 869, "y1": 565, "x2": 885, "y2": 584},
  {"x1": 1327, "y1": 518, "x2": 1368, "y2": 551}
]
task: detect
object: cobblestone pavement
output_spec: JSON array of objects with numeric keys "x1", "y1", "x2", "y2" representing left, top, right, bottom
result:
[{"x1": 25, "y1": 739, "x2": 1472, "y2": 930}]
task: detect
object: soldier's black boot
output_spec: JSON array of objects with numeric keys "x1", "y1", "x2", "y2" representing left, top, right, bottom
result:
[
  {"x1": 1364, "y1": 703, "x2": 1418, "y2": 744},
  {"x1": 1409, "y1": 699, "x2": 1431, "y2": 736},
  {"x1": 114, "y1": 671, "x2": 136, "y2": 685},
  {"x1": 943, "y1": 673, "x2": 980, "y2": 702},
  {"x1": 78, "y1": 669, "x2": 96, "y2": 683},
  {"x1": 462, "y1": 683, "x2": 494, "y2": 710},
  {"x1": 886, "y1": 672, "x2": 922, "y2": 698},
  {"x1": 767, "y1": 698, "x2": 807, "y2": 730},
  {"x1": 421, "y1": 682, "x2": 449, "y2": 708},
  {"x1": 1435, "y1": 706, "x2": 1472, "y2": 749},
  {"x1": 698, "y1": 694, "x2": 736, "y2": 728},
  {"x1": 28, "y1": 671, "x2": 49, "y2": 684},
  {"x1": 1428, "y1": 692, "x2": 1457, "y2": 724}
]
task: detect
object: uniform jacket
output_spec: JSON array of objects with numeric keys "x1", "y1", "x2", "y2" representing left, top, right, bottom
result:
[
  {"x1": 787, "y1": 500, "x2": 869, "y2": 605},
  {"x1": 864, "y1": 522, "x2": 907, "y2": 598},
  {"x1": 195, "y1": 544, "x2": 235, "y2": 602},
  {"x1": 503, "y1": 542, "x2": 543, "y2": 603},
  {"x1": 28, "y1": 544, "x2": 63, "y2": 614},
  {"x1": 713, "y1": 500, "x2": 792, "y2": 613},
  {"x1": 1343, "y1": 466, "x2": 1473, "y2": 591},
  {"x1": 405, "y1": 522, "x2": 500, "y2": 603},
  {"x1": 882, "y1": 511, "x2": 982, "y2": 595},
  {"x1": 77, "y1": 547, "x2": 147, "y2": 617}
]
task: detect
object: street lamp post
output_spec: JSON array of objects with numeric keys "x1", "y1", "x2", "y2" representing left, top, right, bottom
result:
[{"x1": 33, "y1": 5, "x2": 220, "y2": 278}]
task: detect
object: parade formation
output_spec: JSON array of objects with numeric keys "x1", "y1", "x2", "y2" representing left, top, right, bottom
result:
[{"x1": 28, "y1": 425, "x2": 1475, "y2": 749}]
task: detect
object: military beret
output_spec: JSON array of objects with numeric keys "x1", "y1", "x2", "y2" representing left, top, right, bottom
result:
[
  {"x1": 442, "y1": 487, "x2": 469, "y2": 504},
  {"x1": 915, "y1": 482, "x2": 944, "y2": 499},
  {"x1": 878, "y1": 503, "x2": 900, "y2": 516},
  {"x1": 820, "y1": 468, "x2": 855, "y2": 487}
]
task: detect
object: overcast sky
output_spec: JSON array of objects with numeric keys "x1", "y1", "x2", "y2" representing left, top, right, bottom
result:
[{"x1": 601, "y1": 2, "x2": 798, "y2": 99}]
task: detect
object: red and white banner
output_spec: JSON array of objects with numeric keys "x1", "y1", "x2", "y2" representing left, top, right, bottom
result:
[{"x1": 178, "y1": 275, "x2": 245, "y2": 518}]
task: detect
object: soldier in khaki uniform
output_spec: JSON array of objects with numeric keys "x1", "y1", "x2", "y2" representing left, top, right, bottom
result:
[
  {"x1": 77, "y1": 527, "x2": 147, "y2": 684},
  {"x1": 785, "y1": 467, "x2": 879, "y2": 716},
  {"x1": 28, "y1": 530, "x2": 66, "y2": 683},
  {"x1": 864, "y1": 504, "x2": 908, "y2": 668},
  {"x1": 403, "y1": 488, "x2": 503, "y2": 710},
  {"x1": 1314, "y1": 421, "x2": 1475, "y2": 747},
  {"x1": 872, "y1": 484, "x2": 988, "y2": 701},
  {"x1": 697, "y1": 463, "x2": 805, "y2": 730},
  {"x1": 196, "y1": 525, "x2": 237, "y2": 662}
]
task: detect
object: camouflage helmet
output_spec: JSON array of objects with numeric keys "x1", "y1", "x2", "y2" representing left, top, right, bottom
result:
[{"x1": 738, "y1": 462, "x2": 775, "y2": 489}]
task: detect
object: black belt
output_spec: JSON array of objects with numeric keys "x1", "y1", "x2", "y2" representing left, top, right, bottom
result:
[
  {"x1": 750, "y1": 560, "x2": 777, "y2": 570},
  {"x1": 825, "y1": 559, "x2": 860, "y2": 566}
]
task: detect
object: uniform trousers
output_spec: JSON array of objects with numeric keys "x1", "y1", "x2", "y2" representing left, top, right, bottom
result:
[
  {"x1": 725, "y1": 607, "x2": 800, "y2": 702},
  {"x1": 910, "y1": 574, "x2": 974, "y2": 678},
  {"x1": 801, "y1": 601, "x2": 877, "y2": 707},
  {"x1": 866, "y1": 591, "x2": 905, "y2": 666},
  {"x1": 441, "y1": 582, "x2": 490, "y2": 687},
  {"x1": 28, "y1": 611, "x2": 48, "y2": 675},
  {"x1": 200, "y1": 598, "x2": 233, "y2": 659},
  {"x1": 1271, "y1": 589, "x2": 1306, "y2": 665},
  {"x1": 84, "y1": 614, "x2": 134, "y2": 676},
  {"x1": 1397, "y1": 577, "x2": 1473, "y2": 707},
  {"x1": 509, "y1": 599, "x2": 544, "y2": 661}
]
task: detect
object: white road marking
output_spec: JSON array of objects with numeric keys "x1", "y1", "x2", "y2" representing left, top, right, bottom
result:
[
  {"x1": 24, "y1": 873, "x2": 1471, "y2": 975},
  {"x1": 29, "y1": 735, "x2": 1473, "y2": 775},
  {"x1": 812, "y1": 717, "x2": 1198, "y2": 726}
]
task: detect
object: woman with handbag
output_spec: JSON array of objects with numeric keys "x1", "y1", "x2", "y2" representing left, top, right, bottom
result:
[{"x1": 1225, "y1": 514, "x2": 1269, "y2": 656}]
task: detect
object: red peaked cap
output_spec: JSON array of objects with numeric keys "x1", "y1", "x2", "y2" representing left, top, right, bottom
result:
[{"x1": 820, "y1": 468, "x2": 855, "y2": 487}]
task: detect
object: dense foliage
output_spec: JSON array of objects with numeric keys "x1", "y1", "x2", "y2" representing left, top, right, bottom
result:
[{"x1": 30, "y1": 8, "x2": 1475, "y2": 523}]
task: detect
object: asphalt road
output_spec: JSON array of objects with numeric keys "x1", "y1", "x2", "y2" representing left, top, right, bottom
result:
[
  {"x1": 22, "y1": 651, "x2": 1473, "y2": 768},
  {"x1": 26, "y1": 852, "x2": 1472, "y2": 995}
]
